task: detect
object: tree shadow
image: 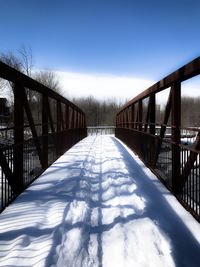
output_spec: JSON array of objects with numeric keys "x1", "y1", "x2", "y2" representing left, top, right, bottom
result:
[
  {"x1": 110, "y1": 136, "x2": 200, "y2": 266},
  {"x1": 0, "y1": 135, "x2": 200, "y2": 267}
]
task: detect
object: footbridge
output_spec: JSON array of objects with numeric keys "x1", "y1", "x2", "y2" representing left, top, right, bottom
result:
[{"x1": 0, "y1": 57, "x2": 200, "y2": 266}]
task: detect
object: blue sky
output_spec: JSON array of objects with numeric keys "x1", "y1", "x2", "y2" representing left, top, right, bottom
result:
[{"x1": 0, "y1": 0, "x2": 199, "y2": 100}]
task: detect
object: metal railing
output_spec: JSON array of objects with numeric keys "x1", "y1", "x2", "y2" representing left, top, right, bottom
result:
[
  {"x1": 115, "y1": 57, "x2": 200, "y2": 221},
  {"x1": 0, "y1": 61, "x2": 87, "y2": 212}
]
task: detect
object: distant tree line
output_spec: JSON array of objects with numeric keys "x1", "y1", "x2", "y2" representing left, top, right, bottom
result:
[
  {"x1": 73, "y1": 96, "x2": 124, "y2": 126},
  {"x1": 181, "y1": 96, "x2": 200, "y2": 127},
  {"x1": 73, "y1": 96, "x2": 200, "y2": 127},
  {"x1": 155, "y1": 96, "x2": 200, "y2": 127}
]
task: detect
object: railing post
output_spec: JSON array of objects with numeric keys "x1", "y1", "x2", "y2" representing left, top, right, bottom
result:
[
  {"x1": 74, "y1": 110, "x2": 77, "y2": 129},
  {"x1": 123, "y1": 110, "x2": 126, "y2": 128},
  {"x1": 56, "y1": 100, "x2": 61, "y2": 133},
  {"x1": 128, "y1": 107, "x2": 131, "y2": 128},
  {"x1": 171, "y1": 82, "x2": 181, "y2": 194},
  {"x1": 126, "y1": 108, "x2": 129, "y2": 128},
  {"x1": 56, "y1": 100, "x2": 61, "y2": 155},
  {"x1": 149, "y1": 94, "x2": 155, "y2": 135},
  {"x1": 131, "y1": 104, "x2": 135, "y2": 128},
  {"x1": 138, "y1": 100, "x2": 143, "y2": 131},
  {"x1": 13, "y1": 83, "x2": 24, "y2": 194},
  {"x1": 42, "y1": 94, "x2": 48, "y2": 168},
  {"x1": 65, "y1": 104, "x2": 69, "y2": 129},
  {"x1": 71, "y1": 108, "x2": 74, "y2": 128},
  {"x1": 80, "y1": 113, "x2": 83, "y2": 128}
]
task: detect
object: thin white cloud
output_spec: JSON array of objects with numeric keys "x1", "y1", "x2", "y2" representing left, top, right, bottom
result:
[
  {"x1": 1, "y1": 70, "x2": 199, "y2": 106},
  {"x1": 55, "y1": 70, "x2": 155, "y2": 103}
]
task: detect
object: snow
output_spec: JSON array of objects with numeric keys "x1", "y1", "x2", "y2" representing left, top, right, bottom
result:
[{"x1": 0, "y1": 135, "x2": 200, "y2": 267}]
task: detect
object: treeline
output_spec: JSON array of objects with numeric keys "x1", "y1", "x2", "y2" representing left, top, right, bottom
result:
[
  {"x1": 181, "y1": 96, "x2": 200, "y2": 127},
  {"x1": 72, "y1": 96, "x2": 124, "y2": 126},
  {"x1": 156, "y1": 96, "x2": 200, "y2": 127},
  {"x1": 73, "y1": 96, "x2": 200, "y2": 127}
]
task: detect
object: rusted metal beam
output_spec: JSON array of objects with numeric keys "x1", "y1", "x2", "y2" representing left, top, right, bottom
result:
[
  {"x1": 125, "y1": 109, "x2": 129, "y2": 128},
  {"x1": 56, "y1": 101, "x2": 61, "y2": 132},
  {"x1": 0, "y1": 150, "x2": 17, "y2": 194},
  {"x1": 138, "y1": 100, "x2": 143, "y2": 131},
  {"x1": 47, "y1": 98, "x2": 55, "y2": 133},
  {"x1": 153, "y1": 89, "x2": 172, "y2": 166},
  {"x1": 160, "y1": 89, "x2": 172, "y2": 139},
  {"x1": 135, "y1": 108, "x2": 139, "y2": 130},
  {"x1": 149, "y1": 94, "x2": 155, "y2": 135},
  {"x1": 65, "y1": 104, "x2": 69, "y2": 129},
  {"x1": 128, "y1": 107, "x2": 132, "y2": 129},
  {"x1": 180, "y1": 132, "x2": 200, "y2": 190},
  {"x1": 13, "y1": 83, "x2": 24, "y2": 194},
  {"x1": 59, "y1": 104, "x2": 65, "y2": 131},
  {"x1": 117, "y1": 57, "x2": 200, "y2": 114},
  {"x1": 131, "y1": 104, "x2": 135, "y2": 128},
  {"x1": 144, "y1": 98, "x2": 151, "y2": 132},
  {"x1": 74, "y1": 110, "x2": 77, "y2": 129},
  {"x1": 0, "y1": 61, "x2": 84, "y2": 114},
  {"x1": 42, "y1": 94, "x2": 48, "y2": 169},
  {"x1": 71, "y1": 108, "x2": 74, "y2": 129},
  {"x1": 22, "y1": 88, "x2": 44, "y2": 168},
  {"x1": 171, "y1": 82, "x2": 181, "y2": 194}
]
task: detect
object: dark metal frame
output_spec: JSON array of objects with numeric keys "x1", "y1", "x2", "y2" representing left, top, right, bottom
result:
[
  {"x1": 0, "y1": 61, "x2": 87, "y2": 212},
  {"x1": 116, "y1": 57, "x2": 200, "y2": 221}
]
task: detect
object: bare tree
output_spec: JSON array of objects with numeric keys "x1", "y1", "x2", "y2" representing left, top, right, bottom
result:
[
  {"x1": 17, "y1": 45, "x2": 33, "y2": 77},
  {"x1": 0, "y1": 51, "x2": 22, "y2": 103},
  {"x1": 34, "y1": 70, "x2": 62, "y2": 95},
  {"x1": 0, "y1": 46, "x2": 62, "y2": 94},
  {"x1": 0, "y1": 47, "x2": 63, "y2": 127}
]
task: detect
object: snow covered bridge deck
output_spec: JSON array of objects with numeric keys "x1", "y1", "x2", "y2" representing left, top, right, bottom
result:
[{"x1": 0, "y1": 135, "x2": 200, "y2": 267}]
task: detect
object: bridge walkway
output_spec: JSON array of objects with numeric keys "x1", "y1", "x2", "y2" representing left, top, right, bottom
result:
[{"x1": 0, "y1": 135, "x2": 200, "y2": 267}]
